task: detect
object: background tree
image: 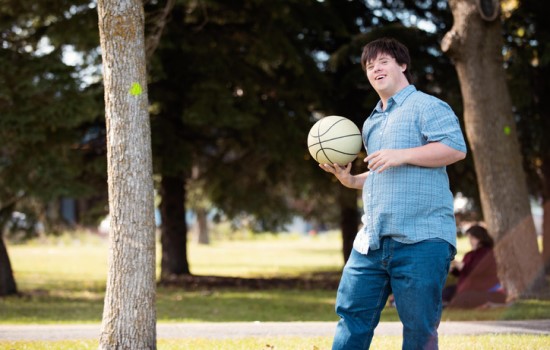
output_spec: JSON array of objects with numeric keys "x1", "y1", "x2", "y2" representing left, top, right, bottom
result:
[
  {"x1": 97, "y1": 0, "x2": 156, "y2": 348},
  {"x1": 504, "y1": 0, "x2": 550, "y2": 274},
  {"x1": 148, "y1": 0, "x2": 332, "y2": 279},
  {"x1": 0, "y1": 0, "x2": 102, "y2": 296},
  {"x1": 442, "y1": 0, "x2": 545, "y2": 299},
  {"x1": 187, "y1": 164, "x2": 212, "y2": 245}
]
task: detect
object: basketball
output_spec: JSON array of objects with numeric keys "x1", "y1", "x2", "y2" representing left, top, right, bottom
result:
[{"x1": 307, "y1": 115, "x2": 362, "y2": 165}]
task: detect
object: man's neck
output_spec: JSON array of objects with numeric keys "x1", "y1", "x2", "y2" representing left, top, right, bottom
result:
[{"x1": 379, "y1": 83, "x2": 410, "y2": 111}]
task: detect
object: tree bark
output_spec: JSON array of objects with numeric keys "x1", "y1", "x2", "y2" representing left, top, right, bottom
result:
[
  {"x1": 97, "y1": 0, "x2": 157, "y2": 349},
  {"x1": 339, "y1": 187, "x2": 359, "y2": 263},
  {"x1": 160, "y1": 175, "x2": 190, "y2": 280},
  {"x1": 542, "y1": 159, "x2": 550, "y2": 274},
  {"x1": 442, "y1": 0, "x2": 545, "y2": 298},
  {"x1": 196, "y1": 207, "x2": 210, "y2": 245},
  {"x1": 0, "y1": 203, "x2": 17, "y2": 296},
  {"x1": 0, "y1": 236, "x2": 17, "y2": 296}
]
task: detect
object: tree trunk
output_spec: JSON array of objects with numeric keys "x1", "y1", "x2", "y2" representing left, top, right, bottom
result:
[
  {"x1": 196, "y1": 207, "x2": 210, "y2": 245},
  {"x1": 160, "y1": 175, "x2": 190, "y2": 280},
  {"x1": 0, "y1": 203, "x2": 17, "y2": 296},
  {"x1": 0, "y1": 236, "x2": 17, "y2": 296},
  {"x1": 339, "y1": 187, "x2": 359, "y2": 263},
  {"x1": 442, "y1": 0, "x2": 545, "y2": 299},
  {"x1": 97, "y1": 1, "x2": 157, "y2": 349},
  {"x1": 542, "y1": 159, "x2": 550, "y2": 274}
]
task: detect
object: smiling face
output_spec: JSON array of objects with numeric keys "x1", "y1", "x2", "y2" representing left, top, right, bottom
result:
[
  {"x1": 360, "y1": 38, "x2": 413, "y2": 106},
  {"x1": 365, "y1": 53, "x2": 410, "y2": 103}
]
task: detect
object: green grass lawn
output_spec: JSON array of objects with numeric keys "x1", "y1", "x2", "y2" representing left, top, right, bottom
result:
[
  {"x1": 2, "y1": 335, "x2": 550, "y2": 350},
  {"x1": 1, "y1": 231, "x2": 549, "y2": 325}
]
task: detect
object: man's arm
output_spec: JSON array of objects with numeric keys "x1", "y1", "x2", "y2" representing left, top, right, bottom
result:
[
  {"x1": 365, "y1": 142, "x2": 466, "y2": 173},
  {"x1": 319, "y1": 163, "x2": 369, "y2": 189}
]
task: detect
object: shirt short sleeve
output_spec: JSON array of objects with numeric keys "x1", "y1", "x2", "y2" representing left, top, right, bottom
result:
[{"x1": 420, "y1": 98, "x2": 467, "y2": 153}]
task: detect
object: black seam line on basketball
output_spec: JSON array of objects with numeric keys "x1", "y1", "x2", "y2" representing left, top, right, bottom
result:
[
  {"x1": 320, "y1": 149, "x2": 333, "y2": 164},
  {"x1": 316, "y1": 148, "x2": 358, "y2": 156},
  {"x1": 316, "y1": 117, "x2": 355, "y2": 163},
  {"x1": 315, "y1": 118, "x2": 348, "y2": 138},
  {"x1": 307, "y1": 133, "x2": 362, "y2": 149},
  {"x1": 315, "y1": 117, "x2": 328, "y2": 161}
]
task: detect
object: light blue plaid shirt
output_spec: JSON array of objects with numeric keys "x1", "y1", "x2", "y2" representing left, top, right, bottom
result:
[{"x1": 353, "y1": 85, "x2": 467, "y2": 254}]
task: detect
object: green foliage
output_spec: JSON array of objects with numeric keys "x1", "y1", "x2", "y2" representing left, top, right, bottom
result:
[
  {"x1": 504, "y1": 0, "x2": 550, "y2": 199},
  {"x1": 2, "y1": 0, "x2": 546, "y2": 236},
  {"x1": 0, "y1": 50, "x2": 97, "y2": 195},
  {"x1": 147, "y1": 0, "x2": 342, "y2": 229},
  {"x1": 0, "y1": 0, "x2": 104, "y2": 230},
  {"x1": 1, "y1": 0, "x2": 481, "y2": 234}
]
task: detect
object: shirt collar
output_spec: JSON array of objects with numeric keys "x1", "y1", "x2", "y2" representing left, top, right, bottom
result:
[{"x1": 370, "y1": 85, "x2": 417, "y2": 116}]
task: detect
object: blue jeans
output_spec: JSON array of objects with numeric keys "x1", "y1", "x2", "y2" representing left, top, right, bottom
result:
[{"x1": 332, "y1": 237, "x2": 455, "y2": 350}]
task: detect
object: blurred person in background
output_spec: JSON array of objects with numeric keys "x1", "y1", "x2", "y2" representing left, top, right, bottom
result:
[{"x1": 443, "y1": 225, "x2": 506, "y2": 308}]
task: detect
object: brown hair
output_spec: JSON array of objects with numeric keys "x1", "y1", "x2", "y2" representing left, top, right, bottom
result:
[
  {"x1": 360, "y1": 37, "x2": 412, "y2": 83},
  {"x1": 465, "y1": 225, "x2": 494, "y2": 248}
]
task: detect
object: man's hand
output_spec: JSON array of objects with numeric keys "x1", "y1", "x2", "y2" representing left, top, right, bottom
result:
[{"x1": 364, "y1": 149, "x2": 408, "y2": 173}]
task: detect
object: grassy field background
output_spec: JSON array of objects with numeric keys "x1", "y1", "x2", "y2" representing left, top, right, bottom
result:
[
  {"x1": 2, "y1": 231, "x2": 549, "y2": 325},
  {"x1": 2, "y1": 231, "x2": 550, "y2": 349}
]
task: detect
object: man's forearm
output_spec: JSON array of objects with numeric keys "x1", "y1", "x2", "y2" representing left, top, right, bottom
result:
[
  {"x1": 345, "y1": 171, "x2": 369, "y2": 189},
  {"x1": 402, "y1": 142, "x2": 466, "y2": 168}
]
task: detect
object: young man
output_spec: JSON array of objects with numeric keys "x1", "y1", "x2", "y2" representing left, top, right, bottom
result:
[{"x1": 320, "y1": 37, "x2": 467, "y2": 349}]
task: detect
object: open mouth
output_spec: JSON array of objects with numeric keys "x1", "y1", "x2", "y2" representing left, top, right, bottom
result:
[{"x1": 375, "y1": 75, "x2": 386, "y2": 81}]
